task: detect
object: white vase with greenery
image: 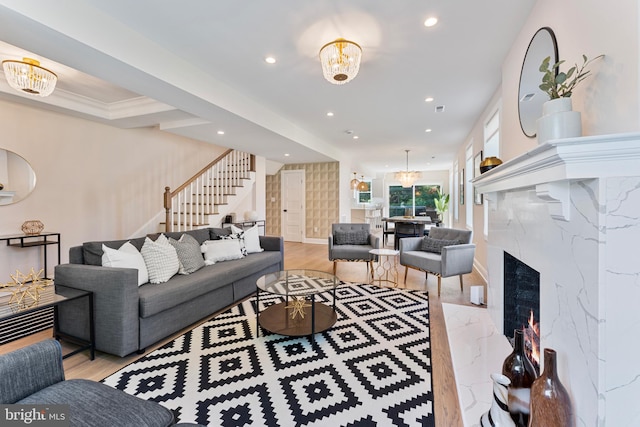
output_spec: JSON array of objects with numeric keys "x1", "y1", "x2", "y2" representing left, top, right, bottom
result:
[{"x1": 536, "y1": 54, "x2": 603, "y2": 144}]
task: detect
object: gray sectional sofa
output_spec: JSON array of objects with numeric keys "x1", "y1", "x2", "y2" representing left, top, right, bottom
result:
[{"x1": 54, "y1": 228, "x2": 284, "y2": 357}]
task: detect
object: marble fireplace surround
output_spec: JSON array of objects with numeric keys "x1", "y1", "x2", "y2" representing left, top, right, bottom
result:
[{"x1": 473, "y1": 133, "x2": 640, "y2": 425}]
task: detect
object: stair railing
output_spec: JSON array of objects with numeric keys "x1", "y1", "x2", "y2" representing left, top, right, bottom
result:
[{"x1": 164, "y1": 149, "x2": 255, "y2": 232}]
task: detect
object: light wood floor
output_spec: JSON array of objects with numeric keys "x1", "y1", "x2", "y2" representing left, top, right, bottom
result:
[{"x1": 1, "y1": 239, "x2": 486, "y2": 427}]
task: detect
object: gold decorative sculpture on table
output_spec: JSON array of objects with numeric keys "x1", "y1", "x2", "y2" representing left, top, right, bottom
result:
[
  {"x1": 21, "y1": 220, "x2": 45, "y2": 235},
  {"x1": 1, "y1": 268, "x2": 53, "y2": 309},
  {"x1": 285, "y1": 297, "x2": 311, "y2": 319}
]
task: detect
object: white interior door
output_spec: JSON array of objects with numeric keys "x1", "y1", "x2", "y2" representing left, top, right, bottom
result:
[{"x1": 281, "y1": 170, "x2": 305, "y2": 242}]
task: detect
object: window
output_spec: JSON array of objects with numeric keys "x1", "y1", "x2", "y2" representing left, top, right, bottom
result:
[
  {"x1": 453, "y1": 162, "x2": 459, "y2": 221},
  {"x1": 389, "y1": 185, "x2": 440, "y2": 218},
  {"x1": 357, "y1": 180, "x2": 371, "y2": 203},
  {"x1": 465, "y1": 143, "x2": 473, "y2": 228},
  {"x1": 483, "y1": 106, "x2": 500, "y2": 236},
  {"x1": 484, "y1": 108, "x2": 500, "y2": 159}
]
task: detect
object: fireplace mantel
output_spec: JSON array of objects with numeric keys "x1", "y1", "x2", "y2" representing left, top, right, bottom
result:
[
  {"x1": 473, "y1": 132, "x2": 640, "y2": 220},
  {"x1": 477, "y1": 131, "x2": 640, "y2": 425},
  {"x1": 474, "y1": 132, "x2": 640, "y2": 192}
]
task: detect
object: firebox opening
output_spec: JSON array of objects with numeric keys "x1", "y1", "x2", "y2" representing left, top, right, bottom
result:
[{"x1": 503, "y1": 251, "x2": 540, "y2": 355}]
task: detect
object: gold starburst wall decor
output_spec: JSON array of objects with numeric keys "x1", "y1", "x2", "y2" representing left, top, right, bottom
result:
[{"x1": 2, "y1": 267, "x2": 53, "y2": 308}]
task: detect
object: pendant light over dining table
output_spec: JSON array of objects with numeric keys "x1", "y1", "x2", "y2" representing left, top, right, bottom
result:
[
  {"x1": 395, "y1": 150, "x2": 422, "y2": 188},
  {"x1": 350, "y1": 172, "x2": 360, "y2": 190},
  {"x1": 350, "y1": 172, "x2": 368, "y2": 191}
]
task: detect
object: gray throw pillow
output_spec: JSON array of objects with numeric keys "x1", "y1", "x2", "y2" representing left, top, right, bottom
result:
[
  {"x1": 334, "y1": 229, "x2": 369, "y2": 245},
  {"x1": 169, "y1": 233, "x2": 206, "y2": 274},
  {"x1": 420, "y1": 236, "x2": 460, "y2": 253}
]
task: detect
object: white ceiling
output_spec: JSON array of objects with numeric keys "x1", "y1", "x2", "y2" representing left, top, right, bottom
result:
[{"x1": 0, "y1": 0, "x2": 535, "y2": 173}]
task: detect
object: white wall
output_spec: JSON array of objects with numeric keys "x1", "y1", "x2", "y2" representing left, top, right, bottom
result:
[
  {"x1": 0, "y1": 98, "x2": 229, "y2": 279},
  {"x1": 453, "y1": 0, "x2": 640, "y2": 280}
]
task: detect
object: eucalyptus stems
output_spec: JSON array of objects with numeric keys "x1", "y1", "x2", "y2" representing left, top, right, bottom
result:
[{"x1": 539, "y1": 54, "x2": 604, "y2": 99}]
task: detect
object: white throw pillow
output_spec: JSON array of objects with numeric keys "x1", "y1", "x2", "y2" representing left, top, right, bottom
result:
[
  {"x1": 141, "y1": 234, "x2": 180, "y2": 284},
  {"x1": 102, "y1": 242, "x2": 149, "y2": 286},
  {"x1": 201, "y1": 239, "x2": 244, "y2": 265},
  {"x1": 221, "y1": 229, "x2": 247, "y2": 256},
  {"x1": 231, "y1": 224, "x2": 263, "y2": 254}
]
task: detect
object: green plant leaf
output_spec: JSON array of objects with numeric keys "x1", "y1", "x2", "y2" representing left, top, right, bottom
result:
[{"x1": 539, "y1": 54, "x2": 603, "y2": 100}]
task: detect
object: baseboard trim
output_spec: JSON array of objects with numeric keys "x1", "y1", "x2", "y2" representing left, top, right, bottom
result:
[{"x1": 303, "y1": 238, "x2": 327, "y2": 245}]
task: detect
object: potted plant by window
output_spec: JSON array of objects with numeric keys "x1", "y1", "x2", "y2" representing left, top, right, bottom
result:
[
  {"x1": 434, "y1": 190, "x2": 450, "y2": 225},
  {"x1": 536, "y1": 54, "x2": 603, "y2": 144}
]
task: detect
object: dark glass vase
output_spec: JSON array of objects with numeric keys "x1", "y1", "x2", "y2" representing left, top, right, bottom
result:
[
  {"x1": 528, "y1": 348, "x2": 573, "y2": 427},
  {"x1": 502, "y1": 329, "x2": 537, "y2": 427}
]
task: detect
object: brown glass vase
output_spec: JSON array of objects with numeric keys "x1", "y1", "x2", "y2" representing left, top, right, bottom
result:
[
  {"x1": 502, "y1": 329, "x2": 537, "y2": 427},
  {"x1": 528, "y1": 348, "x2": 573, "y2": 427}
]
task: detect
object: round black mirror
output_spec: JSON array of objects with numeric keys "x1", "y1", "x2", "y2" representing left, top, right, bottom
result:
[
  {"x1": 0, "y1": 148, "x2": 37, "y2": 205},
  {"x1": 518, "y1": 27, "x2": 558, "y2": 138}
]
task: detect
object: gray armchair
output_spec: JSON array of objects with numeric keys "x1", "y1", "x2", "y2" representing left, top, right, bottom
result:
[
  {"x1": 328, "y1": 223, "x2": 380, "y2": 278},
  {"x1": 399, "y1": 227, "x2": 475, "y2": 296},
  {"x1": 0, "y1": 339, "x2": 175, "y2": 427}
]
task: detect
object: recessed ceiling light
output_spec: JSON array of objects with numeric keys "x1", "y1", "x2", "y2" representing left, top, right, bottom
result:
[
  {"x1": 217, "y1": 130, "x2": 225, "y2": 135},
  {"x1": 424, "y1": 17, "x2": 438, "y2": 27},
  {"x1": 284, "y1": 153, "x2": 290, "y2": 157},
  {"x1": 425, "y1": 128, "x2": 432, "y2": 133},
  {"x1": 425, "y1": 97, "x2": 434, "y2": 102},
  {"x1": 265, "y1": 56, "x2": 276, "y2": 64},
  {"x1": 353, "y1": 135, "x2": 359, "y2": 140},
  {"x1": 327, "y1": 112, "x2": 334, "y2": 117}
]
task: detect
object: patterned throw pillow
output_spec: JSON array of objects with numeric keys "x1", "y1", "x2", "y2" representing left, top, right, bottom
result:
[
  {"x1": 420, "y1": 236, "x2": 461, "y2": 254},
  {"x1": 333, "y1": 230, "x2": 370, "y2": 245},
  {"x1": 141, "y1": 234, "x2": 180, "y2": 284},
  {"x1": 231, "y1": 224, "x2": 263, "y2": 254},
  {"x1": 169, "y1": 234, "x2": 205, "y2": 275}
]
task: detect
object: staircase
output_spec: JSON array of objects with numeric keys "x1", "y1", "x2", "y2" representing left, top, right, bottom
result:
[{"x1": 163, "y1": 149, "x2": 255, "y2": 232}]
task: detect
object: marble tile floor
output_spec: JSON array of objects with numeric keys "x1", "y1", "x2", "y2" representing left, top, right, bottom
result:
[{"x1": 443, "y1": 303, "x2": 513, "y2": 427}]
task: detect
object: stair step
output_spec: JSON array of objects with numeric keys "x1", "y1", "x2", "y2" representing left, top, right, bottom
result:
[{"x1": 160, "y1": 221, "x2": 210, "y2": 227}]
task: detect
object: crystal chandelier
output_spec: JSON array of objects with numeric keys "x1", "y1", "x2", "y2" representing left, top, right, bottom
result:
[
  {"x1": 2, "y1": 57, "x2": 57, "y2": 97},
  {"x1": 319, "y1": 38, "x2": 362, "y2": 85},
  {"x1": 395, "y1": 150, "x2": 422, "y2": 188}
]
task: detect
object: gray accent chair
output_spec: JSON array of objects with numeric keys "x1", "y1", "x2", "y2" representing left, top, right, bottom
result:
[
  {"x1": 0, "y1": 340, "x2": 175, "y2": 427},
  {"x1": 328, "y1": 223, "x2": 380, "y2": 278},
  {"x1": 399, "y1": 227, "x2": 475, "y2": 296}
]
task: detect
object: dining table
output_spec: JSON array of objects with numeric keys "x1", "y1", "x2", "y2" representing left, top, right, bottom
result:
[{"x1": 382, "y1": 216, "x2": 438, "y2": 249}]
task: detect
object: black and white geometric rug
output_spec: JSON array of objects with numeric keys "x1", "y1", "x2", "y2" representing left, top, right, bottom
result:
[{"x1": 102, "y1": 284, "x2": 435, "y2": 426}]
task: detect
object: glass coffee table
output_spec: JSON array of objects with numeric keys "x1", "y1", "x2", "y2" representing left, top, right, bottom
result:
[{"x1": 256, "y1": 269, "x2": 338, "y2": 340}]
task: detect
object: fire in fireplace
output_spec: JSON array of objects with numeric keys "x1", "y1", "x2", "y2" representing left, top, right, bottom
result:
[{"x1": 524, "y1": 310, "x2": 540, "y2": 372}]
